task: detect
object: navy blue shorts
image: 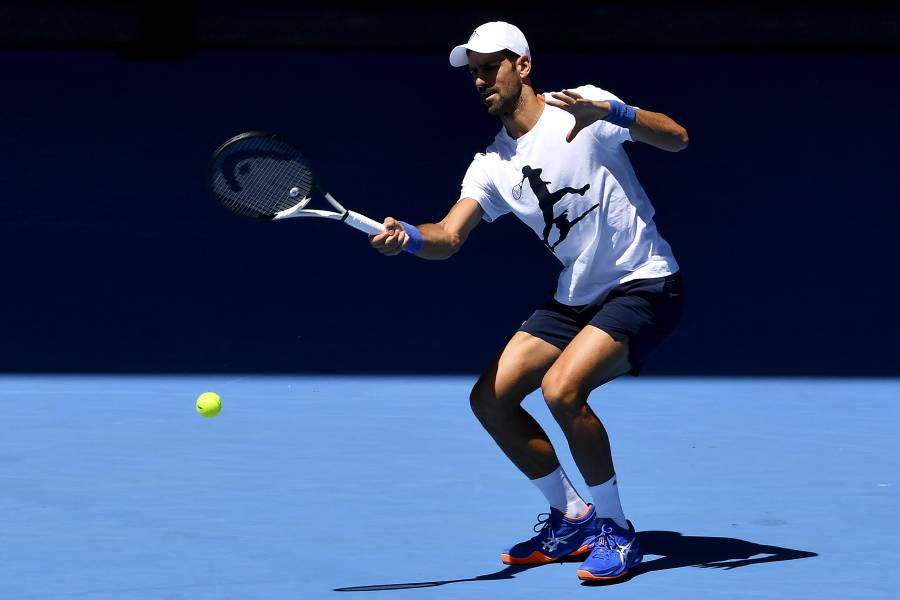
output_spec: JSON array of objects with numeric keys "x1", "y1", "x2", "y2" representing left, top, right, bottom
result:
[{"x1": 518, "y1": 272, "x2": 684, "y2": 375}]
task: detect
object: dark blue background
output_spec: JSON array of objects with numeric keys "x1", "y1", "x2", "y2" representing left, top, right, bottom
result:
[{"x1": 2, "y1": 50, "x2": 898, "y2": 374}]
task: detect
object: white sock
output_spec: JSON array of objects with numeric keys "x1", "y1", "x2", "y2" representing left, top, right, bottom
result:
[
  {"x1": 530, "y1": 466, "x2": 589, "y2": 518},
  {"x1": 588, "y1": 474, "x2": 628, "y2": 529}
]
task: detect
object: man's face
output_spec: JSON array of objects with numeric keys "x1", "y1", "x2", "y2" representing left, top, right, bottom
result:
[{"x1": 467, "y1": 51, "x2": 523, "y2": 116}]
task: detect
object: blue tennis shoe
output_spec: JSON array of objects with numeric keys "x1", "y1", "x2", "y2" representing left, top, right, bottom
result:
[
  {"x1": 577, "y1": 518, "x2": 642, "y2": 580},
  {"x1": 501, "y1": 505, "x2": 598, "y2": 565}
]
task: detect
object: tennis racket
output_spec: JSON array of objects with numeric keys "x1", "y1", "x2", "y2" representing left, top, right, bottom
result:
[
  {"x1": 207, "y1": 131, "x2": 385, "y2": 234},
  {"x1": 512, "y1": 173, "x2": 526, "y2": 200}
]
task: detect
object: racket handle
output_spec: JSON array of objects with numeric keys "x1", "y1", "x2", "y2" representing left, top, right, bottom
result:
[{"x1": 343, "y1": 210, "x2": 385, "y2": 234}]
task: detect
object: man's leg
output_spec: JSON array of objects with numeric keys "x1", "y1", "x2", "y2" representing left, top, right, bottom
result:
[
  {"x1": 541, "y1": 324, "x2": 631, "y2": 486},
  {"x1": 469, "y1": 331, "x2": 561, "y2": 478},
  {"x1": 540, "y1": 324, "x2": 643, "y2": 580},
  {"x1": 470, "y1": 331, "x2": 598, "y2": 565}
]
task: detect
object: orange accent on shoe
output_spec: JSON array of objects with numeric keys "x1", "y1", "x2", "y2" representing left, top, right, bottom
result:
[
  {"x1": 500, "y1": 551, "x2": 554, "y2": 565},
  {"x1": 500, "y1": 543, "x2": 592, "y2": 565},
  {"x1": 577, "y1": 568, "x2": 630, "y2": 581}
]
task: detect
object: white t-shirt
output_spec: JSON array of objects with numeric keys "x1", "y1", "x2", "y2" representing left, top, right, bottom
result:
[{"x1": 460, "y1": 84, "x2": 679, "y2": 306}]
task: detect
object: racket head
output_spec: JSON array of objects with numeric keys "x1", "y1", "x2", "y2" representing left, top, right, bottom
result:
[{"x1": 207, "y1": 131, "x2": 316, "y2": 219}]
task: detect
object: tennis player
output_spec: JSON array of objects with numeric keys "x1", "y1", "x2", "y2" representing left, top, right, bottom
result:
[{"x1": 370, "y1": 21, "x2": 687, "y2": 582}]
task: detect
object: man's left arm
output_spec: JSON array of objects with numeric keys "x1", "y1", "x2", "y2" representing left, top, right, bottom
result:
[{"x1": 547, "y1": 89, "x2": 689, "y2": 152}]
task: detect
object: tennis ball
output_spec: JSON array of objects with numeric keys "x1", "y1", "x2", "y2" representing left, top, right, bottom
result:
[{"x1": 196, "y1": 391, "x2": 221, "y2": 418}]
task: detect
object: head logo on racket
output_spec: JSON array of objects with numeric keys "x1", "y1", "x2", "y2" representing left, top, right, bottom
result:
[
  {"x1": 207, "y1": 131, "x2": 385, "y2": 234},
  {"x1": 219, "y1": 147, "x2": 299, "y2": 194}
]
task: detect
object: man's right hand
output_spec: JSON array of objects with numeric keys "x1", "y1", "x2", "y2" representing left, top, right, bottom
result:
[{"x1": 369, "y1": 217, "x2": 410, "y2": 256}]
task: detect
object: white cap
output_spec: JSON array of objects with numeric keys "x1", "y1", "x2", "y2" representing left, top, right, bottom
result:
[{"x1": 449, "y1": 21, "x2": 530, "y2": 68}]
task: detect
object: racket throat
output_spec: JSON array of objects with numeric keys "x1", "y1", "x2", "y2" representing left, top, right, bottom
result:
[
  {"x1": 323, "y1": 191, "x2": 347, "y2": 214},
  {"x1": 322, "y1": 191, "x2": 353, "y2": 223}
]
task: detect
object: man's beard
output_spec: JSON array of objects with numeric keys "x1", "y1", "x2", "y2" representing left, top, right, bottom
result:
[{"x1": 489, "y1": 88, "x2": 523, "y2": 117}]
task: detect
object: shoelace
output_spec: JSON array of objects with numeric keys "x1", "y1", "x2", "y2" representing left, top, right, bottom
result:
[
  {"x1": 531, "y1": 513, "x2": 560, "y2": 551},
  {"x1": 589, "y1": 523, "x2": 618, "y2": 558},
  {"x1": 532, "y1": 513, "x2": 552, "y2": 535}
]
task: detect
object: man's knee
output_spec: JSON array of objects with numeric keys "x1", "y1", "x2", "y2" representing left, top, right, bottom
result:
[
  {"x1": 469, "y1": 377, "x2": 498, "y2": 420},
  {"x1": 469, "y1": 376, "x2": 521, "y2": 425},
  {"x1": 541, "y1": 372, "x2": 588, "y2": 421}
]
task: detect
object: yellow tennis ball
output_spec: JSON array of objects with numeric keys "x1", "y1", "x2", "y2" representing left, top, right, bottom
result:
[{"x1": 196, "y1": 391, "x2": 221, "y2": 418}]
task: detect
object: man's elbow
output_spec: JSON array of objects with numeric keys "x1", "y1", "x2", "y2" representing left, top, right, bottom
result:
[
  {"x1": 670, "y1": 126, "x2": 689, "y2": 152},
  {"x1": 446, "y1": 233, "x2": 463, "y2": 256},
  {"x1": 677, "y1": 127, "x2": 689, "y2": 149}
]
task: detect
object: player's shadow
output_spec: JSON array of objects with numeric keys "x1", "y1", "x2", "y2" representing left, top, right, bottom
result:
[{"x1": 333, "y1": 530, "x2": 817, "y2": 592}]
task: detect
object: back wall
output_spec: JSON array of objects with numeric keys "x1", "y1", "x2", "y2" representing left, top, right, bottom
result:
[{"x1": 2, "y1": 49, "x2": 897, "y2": 375}]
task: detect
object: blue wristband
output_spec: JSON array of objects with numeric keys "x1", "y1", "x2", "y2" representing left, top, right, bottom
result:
[
  {"x1": 399, "y1": 221, "x2": 424, "y2": 254},
  {"x1": 605, "y1": 99, "x2": 636, "y2": 128}
]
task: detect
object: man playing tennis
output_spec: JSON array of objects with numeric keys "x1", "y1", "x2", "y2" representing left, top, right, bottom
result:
[{"x1": 370, "y1": 21, "x2": 687, "y2": 582}]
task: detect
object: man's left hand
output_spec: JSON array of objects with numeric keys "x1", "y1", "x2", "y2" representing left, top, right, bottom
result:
[{"x1": 546, "y1": 90, "x2": 610, "y2": 143}]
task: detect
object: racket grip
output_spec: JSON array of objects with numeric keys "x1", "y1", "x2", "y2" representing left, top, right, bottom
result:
[{"x1": 343, "y1": 210, "x2": 385, "y2": 234}]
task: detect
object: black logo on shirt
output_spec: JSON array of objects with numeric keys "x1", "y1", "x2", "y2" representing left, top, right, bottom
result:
[{"x1": 520, "y1": 165, "x2": 599, "y2": 251}]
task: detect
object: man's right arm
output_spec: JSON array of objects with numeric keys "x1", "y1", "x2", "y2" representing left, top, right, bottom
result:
[{"x1": 369, "y1": 198, "x2": 485, "y2": 260}]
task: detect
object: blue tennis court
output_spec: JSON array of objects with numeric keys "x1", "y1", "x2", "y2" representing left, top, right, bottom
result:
[{"x1": 2, "y1": 375, "x2": 896, "y2": 599}]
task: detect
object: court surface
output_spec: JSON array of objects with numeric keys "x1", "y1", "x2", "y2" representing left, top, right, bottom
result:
[{"x1": 1, "y1": 376, "x2": 897, "y2": 599}]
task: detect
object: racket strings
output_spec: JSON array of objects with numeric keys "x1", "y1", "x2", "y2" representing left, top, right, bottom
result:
[
  {"x1": 209, "y1": 134, "x2": 315, "y2": 219},
  {"x1": 234, "y1": 153, "x2": 311, "y2": 217},
  {"x1": 218, "y1": 153, "x2": 311, "y2": 216}
]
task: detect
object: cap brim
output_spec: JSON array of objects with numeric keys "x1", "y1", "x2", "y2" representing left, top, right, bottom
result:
[{"x1": 448, "y1": 42, "x2": 507, "y2": 67}]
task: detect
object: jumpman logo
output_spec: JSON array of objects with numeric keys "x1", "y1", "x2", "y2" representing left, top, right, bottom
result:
[{"x1": 520, "y1": 165, "x2": 595, "y2": 251}]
